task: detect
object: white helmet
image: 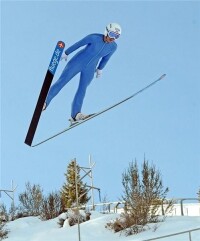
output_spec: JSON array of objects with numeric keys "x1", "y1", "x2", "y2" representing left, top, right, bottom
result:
[{"x1": 104, "y1": 23, "x2": 122, "y2": 39}]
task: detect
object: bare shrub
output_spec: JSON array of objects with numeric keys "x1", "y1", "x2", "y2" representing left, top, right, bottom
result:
[
  {"x1": 0, "y1": 204, "x2": 8, "y2": 223},
  {"x1": 58, "y1": 209, "x2": 91, "y2": 227},
  {"x1": 106, "y1": 214, "x2": 146, "y2": 235},
  {"x1": 0, "y1": 204, "x2": 9, "y2": 239},
  {"x1": 40, "y1": 192, "x2": 62, "y2": 220},
  {"x1": 58, "y1": 217, "x2": 65, "y2": 228},
  {"x1": 197, "y1": 187, "x2": 200, "y2": 201},
  {"x1": 0, "y1": 220, "x2": 8, "y2": 240},
  {"x1": 106, "y1": 158, "x2": 173, "y2": 236},
  {"x1": 18, "y1": 182, "x2": 43, "y2": 216}
]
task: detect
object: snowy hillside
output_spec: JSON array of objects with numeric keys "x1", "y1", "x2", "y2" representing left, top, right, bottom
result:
[{"x1": 5, "y1": 212, "x2": 200, "y2": 241}]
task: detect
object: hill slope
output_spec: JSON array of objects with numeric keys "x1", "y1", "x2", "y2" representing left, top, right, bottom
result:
[{"x1": 5, "y1": 212, "x2": 200, "y2": 241}]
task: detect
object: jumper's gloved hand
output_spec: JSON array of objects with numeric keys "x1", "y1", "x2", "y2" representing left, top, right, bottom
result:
[
  {"x1": 60, "y1": 52, "x2": 68, "y2": 61},
  {"x1": 96, "y1": 69, "x2": 102, "y2": 78}
]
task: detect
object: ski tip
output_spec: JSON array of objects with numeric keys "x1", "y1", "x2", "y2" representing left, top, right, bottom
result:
[
  {"x1": 24, "y1": 137, "x2": 33, "y2": 147},
  {"x1": 160, "y1": 74, "x2": 167, "y2": 79},
  {"x1": 57, "y1": 41, "x2": 65, "y2": 49}
]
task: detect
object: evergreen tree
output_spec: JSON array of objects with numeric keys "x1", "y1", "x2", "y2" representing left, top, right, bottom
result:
[{"x1": 61, "y1": 160, "x2": 90, "y2": 209}]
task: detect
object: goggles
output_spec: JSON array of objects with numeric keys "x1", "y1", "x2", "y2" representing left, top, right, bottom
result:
[{"x1": 107, "y1": 31, "x2": 120, "y2": 39}]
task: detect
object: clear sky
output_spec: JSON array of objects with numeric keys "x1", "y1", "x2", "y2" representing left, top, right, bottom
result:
[{"x1": 1, "y1": 1, "x2": 200, "y2": 206}]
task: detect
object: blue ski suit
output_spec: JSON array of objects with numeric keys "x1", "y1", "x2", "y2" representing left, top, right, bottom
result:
[{"x1": 45, "y1": 33, "x2": 117, "y2": 118}]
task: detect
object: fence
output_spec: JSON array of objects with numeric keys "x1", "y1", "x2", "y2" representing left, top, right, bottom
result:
[
  {"x1": 84, "y1": 198, "x2": 200, "y2": 216},
  {"x1": 83, "y1": 199, "x2": 200, "y2": 240},
  {"x1": 153, "y1": 198, "x2": 200, "y2": 217},
  {"x1": 142, "y1": 227, "x2": 200, "y2": 241}
]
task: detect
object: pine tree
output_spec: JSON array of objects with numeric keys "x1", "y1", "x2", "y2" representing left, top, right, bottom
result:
[{"x1": 61, "y1": 160, "x2": 90, "y2": 209}]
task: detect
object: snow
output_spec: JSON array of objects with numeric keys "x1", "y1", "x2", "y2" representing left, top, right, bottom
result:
[{"x1": 5, "y1": 211, "x2": 200, "y2": 241}]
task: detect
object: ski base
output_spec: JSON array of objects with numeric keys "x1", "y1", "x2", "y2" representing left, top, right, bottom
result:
[{"x1": 31, "y1": 74, "x2": 166, "y2": 147}]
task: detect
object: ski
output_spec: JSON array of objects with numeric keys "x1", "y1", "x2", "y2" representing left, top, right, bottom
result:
[
  {"x1": 31, "y1": 74, "x2": 166, "y2": 147},
  {"x1": 24, "y1": 41, "x2": 65, "y2": 146}
]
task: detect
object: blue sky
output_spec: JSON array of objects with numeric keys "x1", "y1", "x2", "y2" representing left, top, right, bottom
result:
[{"x1": 1, "y1": 1, "x2": 200, "y2": 206}]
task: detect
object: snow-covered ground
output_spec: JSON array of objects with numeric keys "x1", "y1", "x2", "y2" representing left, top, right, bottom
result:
[{"x1": 5, "y1": 212, "x2": 200, "y2": 241}]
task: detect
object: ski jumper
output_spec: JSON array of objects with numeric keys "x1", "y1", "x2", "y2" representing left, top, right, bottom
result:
[{"x1": 45, "y1": 34, "x2": 117, "y2": 118}]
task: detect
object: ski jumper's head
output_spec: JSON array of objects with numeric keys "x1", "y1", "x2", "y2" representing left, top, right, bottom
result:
[{"x1": 104, "y1": 23, "x2": 122, "y2": 43}]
